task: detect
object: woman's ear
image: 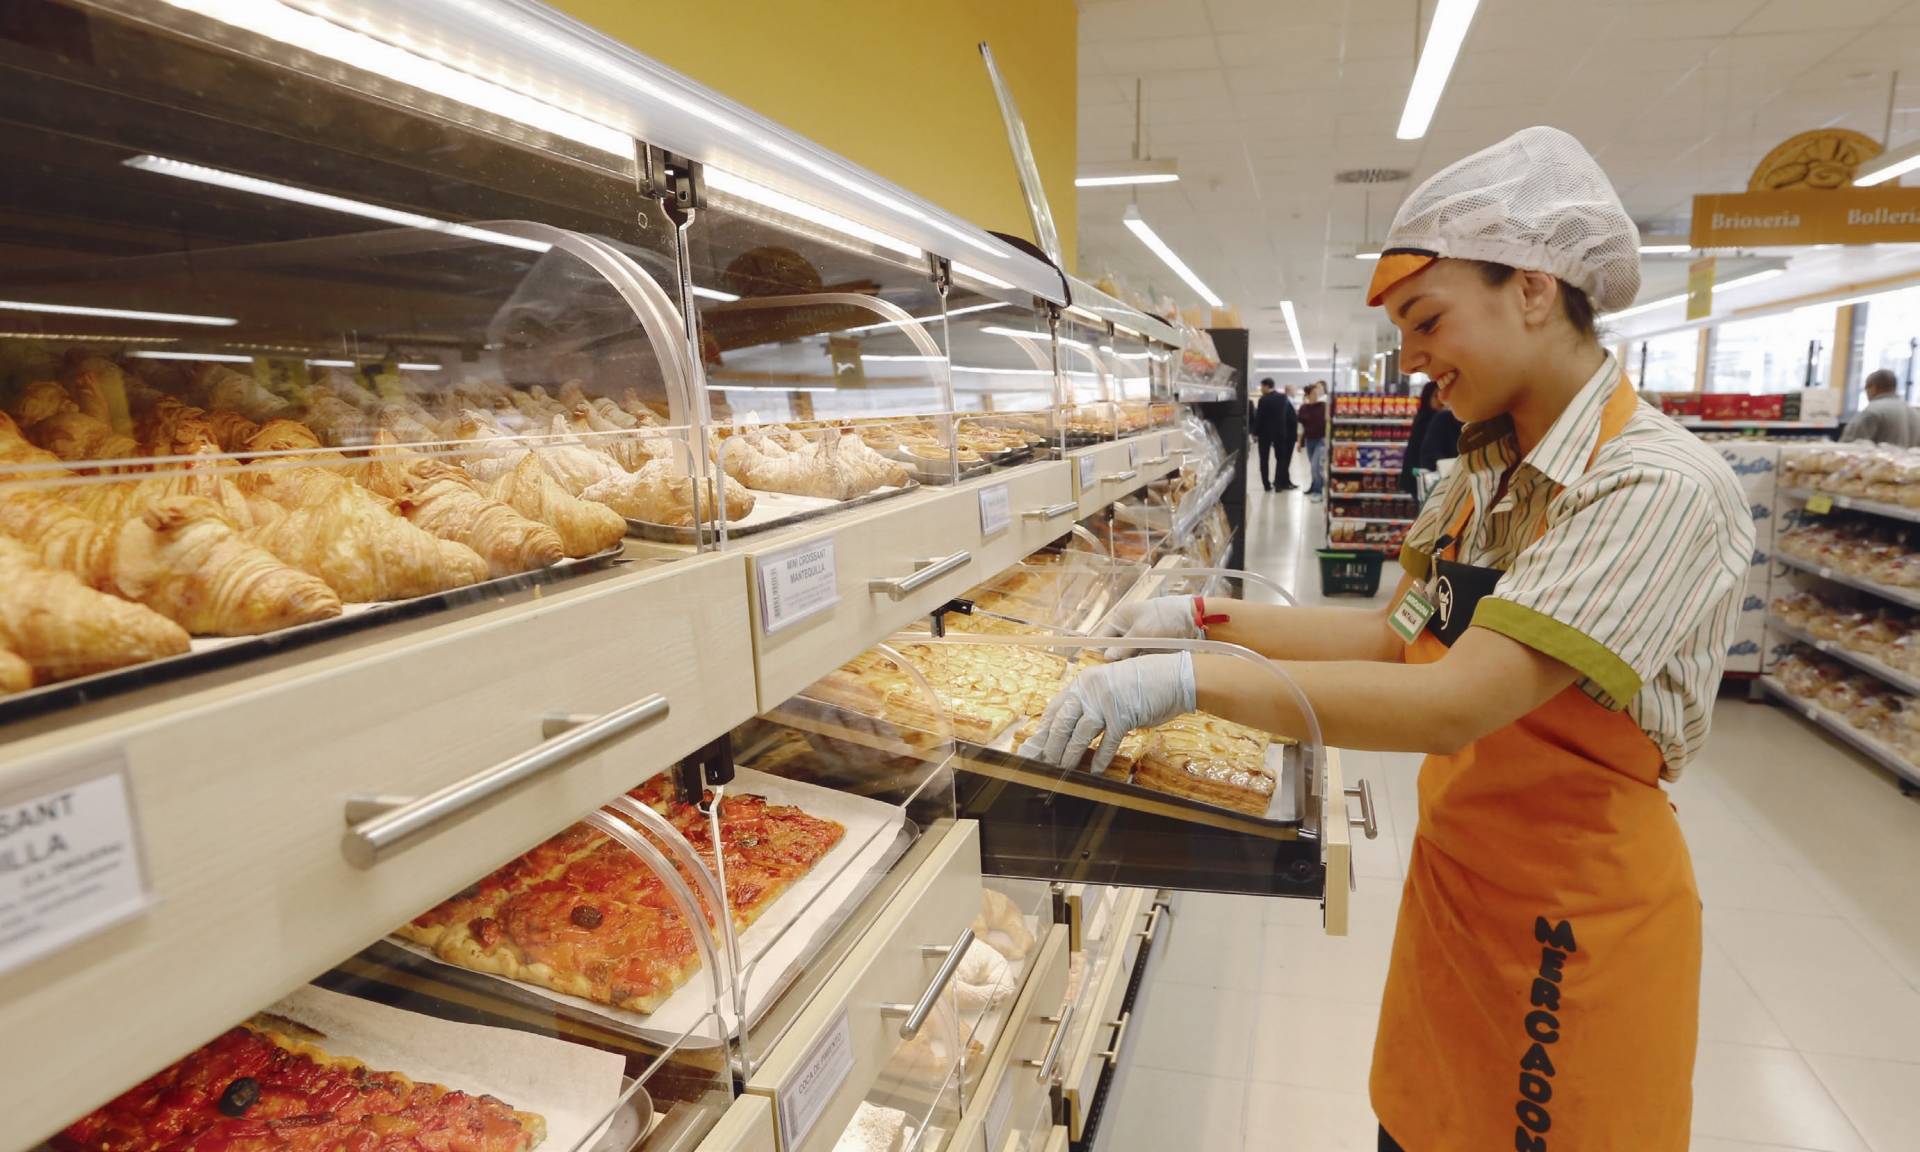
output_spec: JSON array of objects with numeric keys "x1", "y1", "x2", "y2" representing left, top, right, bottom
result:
[{"x1": 1516, "y1": 269, "x2": 1561, "y2": 328}]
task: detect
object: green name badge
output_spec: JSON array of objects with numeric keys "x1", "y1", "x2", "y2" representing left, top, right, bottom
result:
[{"x1": 1388, "y1": 585, "x2": 1435, "y2": 644}]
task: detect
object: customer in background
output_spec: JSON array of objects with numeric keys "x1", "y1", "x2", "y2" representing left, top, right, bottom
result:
[
  {"x1": 1253, "y1": 377, "x2": 1298, "y2": 491},
  {"x1": 1399, "y1": 378, "x2": 1464, "y2": 499},
  {"x1": 1841, "y1": 369, "x2": 1917, "y2": 447},
  {"x1": 1299, "y1": 381, "x2": 1329, "y2": 499}
]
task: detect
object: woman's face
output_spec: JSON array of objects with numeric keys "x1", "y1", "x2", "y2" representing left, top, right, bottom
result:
[{"x1": 1382, "y1": 260, "x2": 1550, "y2": 424}]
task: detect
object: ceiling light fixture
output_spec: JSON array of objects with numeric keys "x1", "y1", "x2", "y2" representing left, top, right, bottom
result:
[
  {"x1": 1076, "y1": 159, "x2": 1181, "y2": 188},
  {"x1": 1353, "y1": 252, "x2": 1383, "y2": 261},
  {"x1": 1852, "y1": 138, "x2": 1920, "y2": 187},
  {"x1": 0, "y1": 299, "x2": 236, "y2": 326},
  {"x1": 1123, "y1": 205, "x2": 1223, "y2": 308},
  {"x1": 124, "y1": 155, "x2": 552, "y2": 253},
  {"x1": 1396, "y1": 0, "x2": 1482, "y2": 139},
  {"x1": 129, "y1": 349, "x2": 253, "y2": 363},
  {"x1": 1279, "y1": 301, "x2": 1309, "y2": 370},
  {"x1": 1638, "y1": 244, "x2": 1693, "y2": 255},
  {"x1": 1603, "y1": 267, "x2": 1787, "y2": 320}
]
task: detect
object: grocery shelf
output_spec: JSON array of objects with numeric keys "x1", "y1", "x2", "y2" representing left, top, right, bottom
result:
[
  {"x1": 1765, "y1": 615, "x2": 1920, "y2": 696},
  {"x1": 1328, "y1": 440, "x2": 1406, "y2": 448},
  {"x1": 1780, "y1": 487, "x2": 1920, "y2": 525},
  {"x1": 1332, "y1": 417, "x2": 1415, "y2": 426},
  {"x1": 1758, "y1": 677, "x2": 1920, "y2": 790},
  {"x1": 1676, "y1": 418, "x2": 1840, "y2": 430},
  {"x1": 1329, "y1": 516, "x2": 1416, "y2": 525},
  {"x1": 1330, "y1": 466, "x2": 1400, "y2": 475},
  {"x1": 1772, "y1": 553, "x2": 1920, "y2": 612},
  {"x1": 1330, "y1": 491, "x2": 1416, "y2": 501}
]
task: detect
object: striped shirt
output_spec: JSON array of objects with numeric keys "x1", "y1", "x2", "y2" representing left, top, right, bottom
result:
[{"x1": 1398, "y1": 354, "x2": 1753, "y2": 779}]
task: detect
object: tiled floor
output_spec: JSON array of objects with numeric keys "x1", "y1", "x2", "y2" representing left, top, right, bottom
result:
[{"x1": 1103, "y1": 466, "x2": 1920, "y2": 1152}]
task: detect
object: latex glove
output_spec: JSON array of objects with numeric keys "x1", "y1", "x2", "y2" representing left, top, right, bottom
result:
[
  {"x1": 1016, "y1": 652, "x2": 1196, "y2": 774},
  {"x1": 1095, "y1": 595, "x2": 1201, "y2": 660}
]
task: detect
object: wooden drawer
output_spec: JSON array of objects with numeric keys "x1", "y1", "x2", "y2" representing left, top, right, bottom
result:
[
  {"x1": 746, "y1": 462, "x2": 1072, "y2": 707},
  {"x1": 0, "y1": 553, "x2": 757, "y2": 1149},
  {"x1": 745, "y1": 822, "x2": 982, "y2": 1152},
  {"x1": 696, "y1": 1095, "x2": 779, "y2": 1152},
  {"x1": 1070, "y1": 433, "x2": 1180, "y2": 519},
  {"x1": 948, "y1": 924, "x2": 1071, "y2": 1152},
  {"x1": 1060, "y1": 889, "x2": 1161, "y2": 1142},
  {"x1": 948, "y1": 461, "x2": 1075, "y2": 582}
]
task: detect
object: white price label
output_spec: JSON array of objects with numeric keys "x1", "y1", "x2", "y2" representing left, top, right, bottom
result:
[
  {"x1": 0, "y1": 752, "x2": 152, "y2": 977},
  {"x1": 756, "y1": 538, "x2": 840, "y2": 635},
  {"x1": 778, "y1": 1008, "x2": 853, "y2": 1148},
  {"x1": 1079, "y1": 454, "x2": 1097, "y2": 490},
  {"x1": 1159, "y1": 434, "x2": 1170, "y2": 459},
  {"x1": 1128, "y1": 441, "x2": 1139, "y2": 468},
  {"x1": 978, "y1": 483, "x2": 1012, "y2": 536},
  {"x1": 985, "y1": 1066, "x2": 1016, "y2": 1151}
]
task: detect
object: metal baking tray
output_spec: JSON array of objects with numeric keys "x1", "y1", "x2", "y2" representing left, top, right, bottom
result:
[
  {"x1": 623, "y1": 479, "x2": 920, "y2": 545},
  {"x1": 0, "y1": 547, "x2": 625, "y2": 727}
]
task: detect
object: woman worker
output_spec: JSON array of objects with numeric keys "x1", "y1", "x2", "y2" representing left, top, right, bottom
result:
[{"x1": 1019, "y1": 127, "x2": 1754, "y2": 1152}]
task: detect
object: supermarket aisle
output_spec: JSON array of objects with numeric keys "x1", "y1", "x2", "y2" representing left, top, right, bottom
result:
[{"x1": 1104, "y1": 482, "x2": 1920, "y2": 1152}]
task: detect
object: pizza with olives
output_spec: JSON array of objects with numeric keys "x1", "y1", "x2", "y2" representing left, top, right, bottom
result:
[
  {"x1": 53, "y1": 1023, "x2": 544, "y2": 1152},
  {"x1": 397, "y1": 785, "x2": 843, "y2": 1014}
]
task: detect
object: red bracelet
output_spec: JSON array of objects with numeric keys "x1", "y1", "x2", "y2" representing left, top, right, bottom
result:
[{"x1": 1193, "y1": 596, "x2": 1231, "y2": 635}]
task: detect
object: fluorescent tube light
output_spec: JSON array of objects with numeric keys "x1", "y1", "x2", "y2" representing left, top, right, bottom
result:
[
  {"x1": 1603, "y1": 268, "x2": 1786, "y2": 321},
  {"x1": 0, "y1": 332, "x2": 177, "y2": 343},
  {"x1": 1638, "y1": 244, "x2": 1693, "y2": 255},
  {"x1": 0, "y1": 299, "x2": 236, "y2": 326},
  {"x1": 1123, "y1": 205, "x2": 1223, "y2": 308},
  {"x1": 130, "y1": 350, "x2": 252, "y2": 362},
  {"x1": 397, "y1": 363, "x2": 444, "y2": 372},
  {"x1": 305, "y1": 358, "x2": 354, "y2": 367},
  {"x1": 1396, "y1": 0, "x2": 1481, "y2": 140},
  {"x1": 860, "y1": 354, "x2": 945, "y2": 362},
  {"x1": 1280, "y1": 301, "x2": 1309, "y2": 370},
  {"x1": 1853, "y1": 139, "x2": 1920, "y2": 187},
  {"x1": 124, "y1": 155, "x2": 551, "y2": 253},
  {"x1": 706, "y1": 166, "x2": 920, "y2": 259},
  {"x1": 154, "y1": 0, "x2": 632, "y2": 158},
  {"x1": 690, "y1": 286, "x2": 741, "y2": 302},
  {"x1": 1076, "y1": 173, "x2": 1180, "y2": 188},
  {"x1": 1353, "y1": 252, "x2": 1382, "y2": 261}
]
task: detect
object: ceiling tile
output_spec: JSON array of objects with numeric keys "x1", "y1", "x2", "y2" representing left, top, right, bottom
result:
[
  {"x1": 1079, "y1": 0, "x2": 1214, "y2": 42},
  {"x1": 1742, "y1": 0, "x2": 1904, "y2": 31},
  {"x1": 1093, "y1": 35, "x2": 1221, "y2": 74}
]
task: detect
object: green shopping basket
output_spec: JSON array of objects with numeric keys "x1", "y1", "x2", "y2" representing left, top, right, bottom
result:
[{"x1": 1316, "y1": 549, "x2": 1386, "y2": 597}]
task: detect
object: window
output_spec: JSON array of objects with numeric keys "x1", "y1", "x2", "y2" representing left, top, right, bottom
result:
[
  {"x1": 1707, "y1": 305, "x2": 1837, "y2": 393},
  {"x1": 1858, "y1": 284, "x2": 1920, "y2": 403},
  {"x1": 1626, "y1": 330, "x2": 1700, "y2": 391}
]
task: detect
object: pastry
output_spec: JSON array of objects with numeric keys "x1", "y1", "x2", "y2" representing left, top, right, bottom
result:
[
  {"x1": 13, "y1": 378, "x2": 74, "y2": 425},
  {"x1": 398, "y1": 464, "x2": 566, "y2": 577},
  {"x1": 580, "y1": 458, "x2": 755, "y2": 527},
  {"x1": 0, "y1": 535, "x2": 190, "y2": 681},
  {"x1": 721, "y1": 427, "x2": 910, "y2": 500},
  {"x1": 0, "y1": 645, "x2": 31, "y2": 694},
  {"x1": 195, "y1": 362, "x2": 292, "y2": 421},
  {"x1": 52, "y1": 1023, "x2": 545, "y2": 1152},
  {"x1": 26, "y1": 410, "x2": 139, "y2": 467},
  {"x1": 486, "y1": 452, "x2": 626, "y2": 557},
  {"x1": 1131, "y1": 712, "x2": 1277, "y2": 817},
  {"x1": 58, "y1": 355, "x2": 130, "y2": 430},
  {"x1": 0, "y1": 490, "x2": 116, "y2": 587},
  {"x1": 0, "y1": 410, "x2": 68, "y2": 481},
  {"x1": 205, "y1": 409, "x2": 259, "y2": 454},
  {"x1": 245, "y1": 417, "x2": 324, "y2": 458},
  {"x1": 834, "y1": 1101, "x2": 908, "y2": 1152},
  {"x1": 249, "y1": 468, "x2": 488, "y2": 601},
  {"x1": 112, "y1": 496, "x2": 342, "y2": 635},
  {"x1": 952, "y1": 936, "x2": 1018, "y2": 1014},
  {"x1": 534, "y1": 414, "x2": 621, "y2": 494},
  {"x1": 973, "y1": 887, "x2": 1036, "y2": 961}
]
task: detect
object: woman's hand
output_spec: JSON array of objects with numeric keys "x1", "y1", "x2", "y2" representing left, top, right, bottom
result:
[
  {"x1": 1016, "y1": 652, "x2": 1196, "y2": 774},
  {"x1": 1094, "y1": 595, "x2": 1201, "y2": 659}
]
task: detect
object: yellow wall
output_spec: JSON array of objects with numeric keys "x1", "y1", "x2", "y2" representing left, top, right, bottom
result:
[{"x1": 552, "y1": 1, "x2": 1078, "y2": 270}]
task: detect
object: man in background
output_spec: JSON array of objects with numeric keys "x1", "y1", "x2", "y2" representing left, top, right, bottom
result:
[
  {"x1": 1253, "y1": 377, "x2": 1297, "y2": 491},
  {"x1": 1841, "y1": 369, "x2": 1917, "y2": 447}
]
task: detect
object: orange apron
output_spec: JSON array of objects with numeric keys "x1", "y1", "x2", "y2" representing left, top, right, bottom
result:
[{"x1": 1369, "y1": 378, "x2": 1701, "y2": 1152}]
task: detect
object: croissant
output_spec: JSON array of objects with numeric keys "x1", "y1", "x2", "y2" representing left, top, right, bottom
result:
[
  {"x1": 64, "y1": 467, "x2": 252, "y2": 530},
  {"x1": 730, "y1": 429, "x2": 909, "y2": 500},
  {"x1": 111, "y1": 496, "x2": 341, "y2": 635},
  {"x1": 0, "y1": 534, "x2": 190, "y2": 681},
  {"x1": 138, "y1": 397, "x2": 220, "y2": 458},
  {"x1": 205, "y1": 409, "x2": 260, "y2": 454},
  {"x1": 0, "y1": 411, "x2": 69, "y2": 482},
  {"x1": 246, "y1": 418, "x2": 324, "y2": 458},
  {"x1": 581, "y1": 459, "x2": 755, "y2": 527},
  {"x1": 13, "y1": 379, "x2": 74, "y2": 426},
  {"x1": 249, "y1": 467, "x2": 487, "y2": 601},
  {"x1": 399, "y1": 468, "x2": 565, "y2": 577},
  {"x1": 196, "y1": 363, "x2": 291, "y2": 421},
  {"x1": 535, "y1": 415, "x2": 621, "y2": 494},
  {"x1": 570, "y1": 402, "x2": 660, "y2": 471},
  {"x1": 0, "y1": 645, "x2": 31, "y2": 694},
  {"x1": 486, "y1": 452, "x2": 625, "y2": 557},
  {"x1": 61, "y1": 355, "x2": 132, "y2": 432},
  {"x1": 28, "y1": 410, "x2": 140, "y2": 467},
  {"x1": 0, "y1": 491, "x2": 116, "y2": 587}
]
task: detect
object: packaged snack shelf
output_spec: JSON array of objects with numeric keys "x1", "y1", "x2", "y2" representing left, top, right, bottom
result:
[
  {"x1": 1330, "y1": 466, "x2": 1400, "y2": 475},
  {"x1": 1780, "y1": 486, "x2": 1920, "y2": 525},
  {"x1": 1758, "y1": 675, "x2": 1920, "y2": 791},
  {"x1": 1772, "y1": 552, "x2": 1920, "y2": 612},
  {"x1": 1765, "y1": 615, "x2": 1920, "y2": 697}
]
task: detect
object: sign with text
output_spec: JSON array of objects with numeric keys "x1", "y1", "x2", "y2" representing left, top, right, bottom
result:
[
  {"x1": 0, "y1": 752, "x2": 152, "y2": 976},
  {"x1": 1689, "y1": 187, "x2": 1920, "y2": 248},
  {"x1": 777, "y1": 1008, "x2": 853, "y2": 1148},
  {"x1": 1078, "y1": 453, "x2": 1097, "y2": 490},
  {"x1": 1686, "y1": 256, "x2": 1717, "y2": 321},
  {"x1": 756, "y1": 538, "x2": 840, "y2": 635},
  {"x1": 978, "y1": 483, "x2": 1012, "y2": 536}
]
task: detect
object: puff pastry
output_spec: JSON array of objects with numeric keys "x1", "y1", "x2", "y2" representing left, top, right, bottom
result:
[
  {"x1": 534, "y1": 414, "x2": 622, "y2": 494},
  {"x1": 0, "y1": 534, "x2": 190, "y2": 681},
  {"x1": 59, "y1": 355, "x2": 130, "y2": 431},
  {"x1": 0, "y1": 491, "x2": 116, "y2": 587},
  {"x1": 0, "y1": 411, "x2": 69, "y2": 482},
  {"x1": 580, "y1": 458, "x2": 755, "y2": 527},
  {"x1": 721, "y1": 427, "x2": 910, "y2": 500},
  {"x1": 249, "y1": 467, "x2": 488, "y2": 601},
  {"x1": 27, "y1": 410, "x2": 139, "y2": 467},
  {"x1": 485, "y1": 452, "x2": 626, "y2": 557},
  {"x1": 13, "y1": 379, "x2": 74, "y2": 425},
  {"x1": 399, "y1": 464, "x2": 565, "y2": 577},
  {"x1": 112, "y1": 496, "x2": 341, "y2": 635},
  {"x1": 0, "y1": 646, "x2": 31, "y2": 694}
]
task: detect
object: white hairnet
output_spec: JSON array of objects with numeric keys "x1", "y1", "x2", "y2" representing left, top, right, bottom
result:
[{"x1": 1375, "y1": 126, "x2": 1641, "y2": 313}]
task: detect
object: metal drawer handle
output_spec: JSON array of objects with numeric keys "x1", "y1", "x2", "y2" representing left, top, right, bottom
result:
[
  {"x1": 341, "y1": 695, "x2": 669, "y2": 868},
  {"x1": 868, "y1": 550, "x2": 972, "y2": 600},
  {"x1": 1097, "y1": 1011, "x2": 1132, "y2": 1064},
  {"x1": 880, "y1": 925, "x2": 976, "y2": 1039},
  {"x1": 1103, "y1": 469, "x2": 1139, "y2": 483},
  {"x1": 1134, "y1": 901, "x2": 1168, "y2": 943},
  {"x1": 1140, "y1": 455, "x2": 1171, "y2": 467},
  {"x1": 1345, "y1": 779, "x2": 1379, "y2": 840},
  {"x1": 1025, "y1": 501, "x2": 1078, "y2": 522},
  {"x1": 1023, "y1": 997, "x2": 1076, "y2": 1081}
]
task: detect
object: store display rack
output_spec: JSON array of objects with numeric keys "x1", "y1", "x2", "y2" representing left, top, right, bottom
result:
[
  {"x1": 1325, "y1": 394, "x2": 1414, "y2": 555},
  {"x1": 1758, "y1": 677, "x2": 1920, "y2": 791},
  {"x1": 1779, "y1": 486, "x2": 1920, "y2": 525},
  {"x1": 1764, "y1": 616, "x2": 1920, "y2": 696},
  {"x1": 1771, "y1": 553, "x2": 1920, "y2": 612}
]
